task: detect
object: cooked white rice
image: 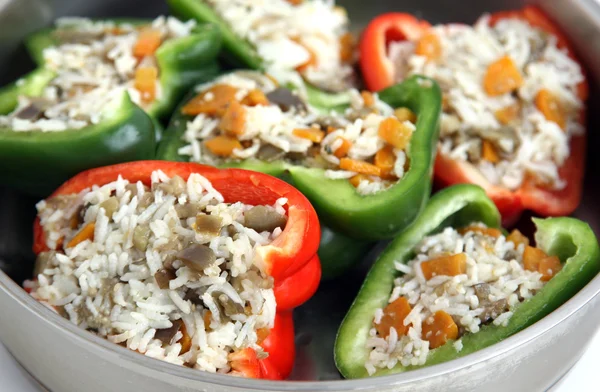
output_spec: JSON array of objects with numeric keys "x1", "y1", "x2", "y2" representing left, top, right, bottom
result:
[
  {"x1": 365, "y1": 224, "x2": 550, "y2": 375},
  {"x1": 389, "y1": 16, "x2": 585, "y2": 190},
  {"x1": 27, "y1": 170, "x2": 286, "y2": 375},
  {"x1": 206, "y1": 0, "x2": 354, "y2": 92},
  {"x1": 178, "y1": 71, "x2": 417, "y2": 195},
  {"x1": 0, "y1": 16, "x2": 196, "y2": 132}
]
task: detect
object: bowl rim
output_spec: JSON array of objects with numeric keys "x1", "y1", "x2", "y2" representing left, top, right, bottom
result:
[{"x1": 1, "y1": 266, "x2": 599, "y2": 391}]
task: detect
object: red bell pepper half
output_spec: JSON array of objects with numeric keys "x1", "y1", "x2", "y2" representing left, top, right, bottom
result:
[
  {"x1": 359, "y1": 6, "x2": 588, "y2": 224},
  {"x1": 32, "y1": 160, "x2": 321, "y2": 380}
]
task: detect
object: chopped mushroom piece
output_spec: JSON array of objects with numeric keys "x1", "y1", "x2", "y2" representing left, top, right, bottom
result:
[
  {"x1": 244, "y1": 206, "x2": 288, "y2": 232},
  {"x1": 176, "y1": 244, "x2": 217, "y2": 272}
]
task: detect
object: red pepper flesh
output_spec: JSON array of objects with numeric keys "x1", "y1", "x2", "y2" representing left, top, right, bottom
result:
[
  {"x1": 32, "y1": 160, "x2": 321, "y2": 380},
  {"x1": 359, "y1": 6, "x2": 588, "y2": 224}
]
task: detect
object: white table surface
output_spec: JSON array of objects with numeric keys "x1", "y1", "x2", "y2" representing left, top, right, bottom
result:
[{"x1": 1, "y1": 329, "x2": 599, "y2": 392}]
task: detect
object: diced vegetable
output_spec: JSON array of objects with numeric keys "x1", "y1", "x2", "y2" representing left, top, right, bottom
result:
[
  {"x1": 220, "y1": 100, "x2": 247, "y2": 136},
  {"x1": 340, "y1": 32, "x2": 355, "y2": 63},
  {"x1": 415, "y1": 32, "x2": 442, "y2": 61},
  {"x1": 374, "y1": 146, "x2": 396, "y2": 176},
  {"x1": 257, "y1": 327, "x2": 270, "y2": 344},
  {"x1": 176, "y1": 244, "x2": 217, "y2": 272},
  {"x1": 229, "y1": 348, "x2": 261, "y2": 378},
  {"x1": 134, "y1": 66, "x2": 158, "y2": 103},
  {"x1": 155, "y1": 319, "x2": 183, "y2": 345},
  {"x1": 66, "y1": 222, "x2": 95, "y2": 248},
  {"x1": 203, "y1": 311, "x2": 212, "y2": 330},
  {"x1": 293, "y1": 128, "x2": 325, "y2": 143},
  {"x1": 180, "y1": 323, "x2": 192, "y2": 354},
  {"x1": 195, "y1": 214, "x2": 223, "y2": 235},
  {"x1": 244, "y1": 205, "x2": 288, "y2": 232},
  {"x1": 495, "y1": 103, "x2": 520, "y2": 125},
  {"x1": 333, "y1": 137, "x2": 352, "y2": 158},
  {"x1": 99, "y1": 196, "x2": 119, "y2": 218},
  {"x1": 420, "y1": 253, "x2": 467, "y2": 280},
  {"x1": 181, "y1": 84, "x2": 239, "y2": 116},
  {"x1": 422, "y1": 310, "x2": 459, "y2": 349},
  {"x1": 349, "y1": 174, "x2": 368, "y2": 188},
  {"x1": 378, "y1": 117, "x2": 413, "y2": 149},
  {"x1": 375, "y1": 297, "x2": 412, "y2": 338},
  {"x1": 241, "y1": 89, "x2": 269, "y2": 106},
  {"x1": 340, "y1": 158, "x2": 382, "y2": 177},
  {"x1": 133, "y1": 29, "x2": 162, "y2": 58},
  {"x1": 204, "y1": 135, "x2": 242, "y2": 157},
  {"x1": 155, "y1": 268, "x2": 177, "y2": 290},
  {"x1": 523, "y1": 245, "x2": 562, "y2": 281},
  {"x1": 535, "y1": 89, "x2": 566, "y2": 129},
  {"x1": 507, "y1": 229, "x2": 529, "y2": 247},
  {"x1": 265, "y1": 87, "x2": 305, "y2": 112},
  {"x1": 361, "y1": 91, "x2": 375, "y2": 107},
  {"x1": 482, "y1": 140, "x2": 500, "y2": 163},
  {"x1": 294, "y1": 38, "x2": 317, "y2": 72},
  {"x1": 394, "y1": 107, "x2": 417, "y2": 123},
  {"x1": 458, "y1": 225, "x2": 502, "y2": 238},
  {"x1": 483, "y1": 56, "x2": 524, "y2": 96},
  {"x1": 133, "y1": 225, "x2": 151, "y2": 251}
]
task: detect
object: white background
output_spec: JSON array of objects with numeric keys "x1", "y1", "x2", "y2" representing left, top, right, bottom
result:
[{"x1": 1, "y1": 329, "x2": 600, "y2": 391}]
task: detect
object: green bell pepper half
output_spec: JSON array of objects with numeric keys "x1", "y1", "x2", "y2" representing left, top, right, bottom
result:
[
  {"x1": 25, "y1": 20, "x2": 222, "y2": 122},
  {"x1": 158, "y1": 74, "x2": 441, "y2": 240},
  {"x1": 0, "y1": 77, "x2": 155, "y2": 196},
  {"x1": 334, "y1": 184, "x2": 600, "y2": 378},
  {"x1": 167, "y1": 0, "x2": 263, "y2": 69}
]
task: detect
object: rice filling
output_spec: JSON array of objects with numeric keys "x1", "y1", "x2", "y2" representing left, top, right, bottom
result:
[
  {"x1": 27, "y1": 170, "x2": 285, "y2": 375},
  {"x1": 364, "y1": 224, "x2": 561, "y2": 375},
  {"x1": 0, "y1": 16, "x2": 196, "y2": 132},
  {"x1": 178, "y1": 71, "x2": 419, "y2": 195},
  {"x1": 389, "y1": 16, "x2": 585, "y2": 190},
  {"x1": 205, "y1": 0, "x2": 355, "y2": 92}
]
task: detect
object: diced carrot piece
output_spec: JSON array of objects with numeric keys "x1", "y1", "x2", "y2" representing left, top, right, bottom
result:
[
  {"x1": 538, "y1": 255, "x2": 562, "y2": 282},
  {"x1": 241, "y1": 89, "x2": 269, "y2": 106},
  {"x1": 420, "y1": 253, "x2": 467, "y2": 280},
  {"x1": 483, "y1": 56, "x2": 524, "y2": 96},
  {"x1": 422, "y1": 310, "x2": 459, "y2": 349},
  {"x1": 378, "y1": 117, "x2": 413, "y2": 149},
  {"x1": 523, "y1": 245, "x2": 548, "y2": 272},
  {"x1": 340, "y1": 158, "x2": 381, "y2": 176},
  {"x1": 361, "y1": 91, "x2": 375, "y2": 107},
  {"x1": 394, "y1": 107, "x2": 417, "y2": 123},
  {"x1": 375, "y1": 297, "x2": 412, "y2": 338},
  {"x1": 507, "y1": 229, "x2": 529, "y2": 247},
  {"x1": 180, "y1": 323, "x2": 192, "y2": 354},
  {"x1": 106, "y1": 27, "x2": 126, "y2": 35},
  {"x1": 294, "y1": 38, "x2": 318, "y2": 72},
  {"x1": 203, "y1": 311, "x2": 212, "y2": 330},
  {"x1": 349, "y1": 174, "x2": 368, "y2": 188},
  {"x1": 205, "y1": 136, "x2": 242, "y2": 157},
  {"x1": 134, "y1": 66, "x2": 158, "y2": 103},
  {"x1": 535, "y1": 89, "x2": 566, "y2": 129},
  {"x1": 229, "y1": 348, "x2": 261, "y2": 378},
  {"x1": 133, "y1": 29, "x2": 162, "y2": 58},
  {"x1": 256, "y1": 327, "x2": 270, "y2": 344},
  {"x1": 66, "y1": 222, "x2": 95, "y2": 248},
  {"x1": 495, "y1": 103, "x2": 520, "y2": 125},
  {"x1": 374, "y1": 145, "x2": 396, "y2": 176},
  {"x1": 482, "y1": 140, "x2": 500, "y2": 164},
  {"x1": 326, "y1": 126, "x2": 336, "y2": 134},
  {"x1": 333, "y1": 137, "x2": 352, "y2": 158},
  {"x1": 293, "y1": 128, "x2": 325, "y2": 143},
  {"x1": 458, "y1": 225, "x2": 502, "y2": 238},
  {"x1": 286, "y1": 0, "x2": 303, "y2": 4},
  {"x1": 339, "y1": 32, "x2": 355, "y2": 63},
  {"x1": 181, "y1": 84, "x2": 239, "y2": 117},
  {"x1": 415, "y1": 32, "x2": 442, "y2": 61},
  {"x1": 523, "y1": 246, "x2": 561, "y2": 281},
  {"x1": 220, "y1": 100, "x2": 247, "y2": 136}
]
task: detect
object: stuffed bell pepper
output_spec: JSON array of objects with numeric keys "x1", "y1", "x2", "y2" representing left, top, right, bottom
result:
[
  {"x1": 26, "y1": 161, "x2": 321, "y2": 380},
  {"x1": 157, "y1": 70, "x2": 442, "y2": 244},
  {"x1": 0, "y1": 17, "x2": 221, "y2": 196},
  {"x1": 167, "y1": 0, "x2": 356, "y2": 92},
  {"x1": 359, "y1": 6, "x2": 588, "y2": 224},
  {"x1": 335, "y1": 184, "x2": 600, "y2": 378}
]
